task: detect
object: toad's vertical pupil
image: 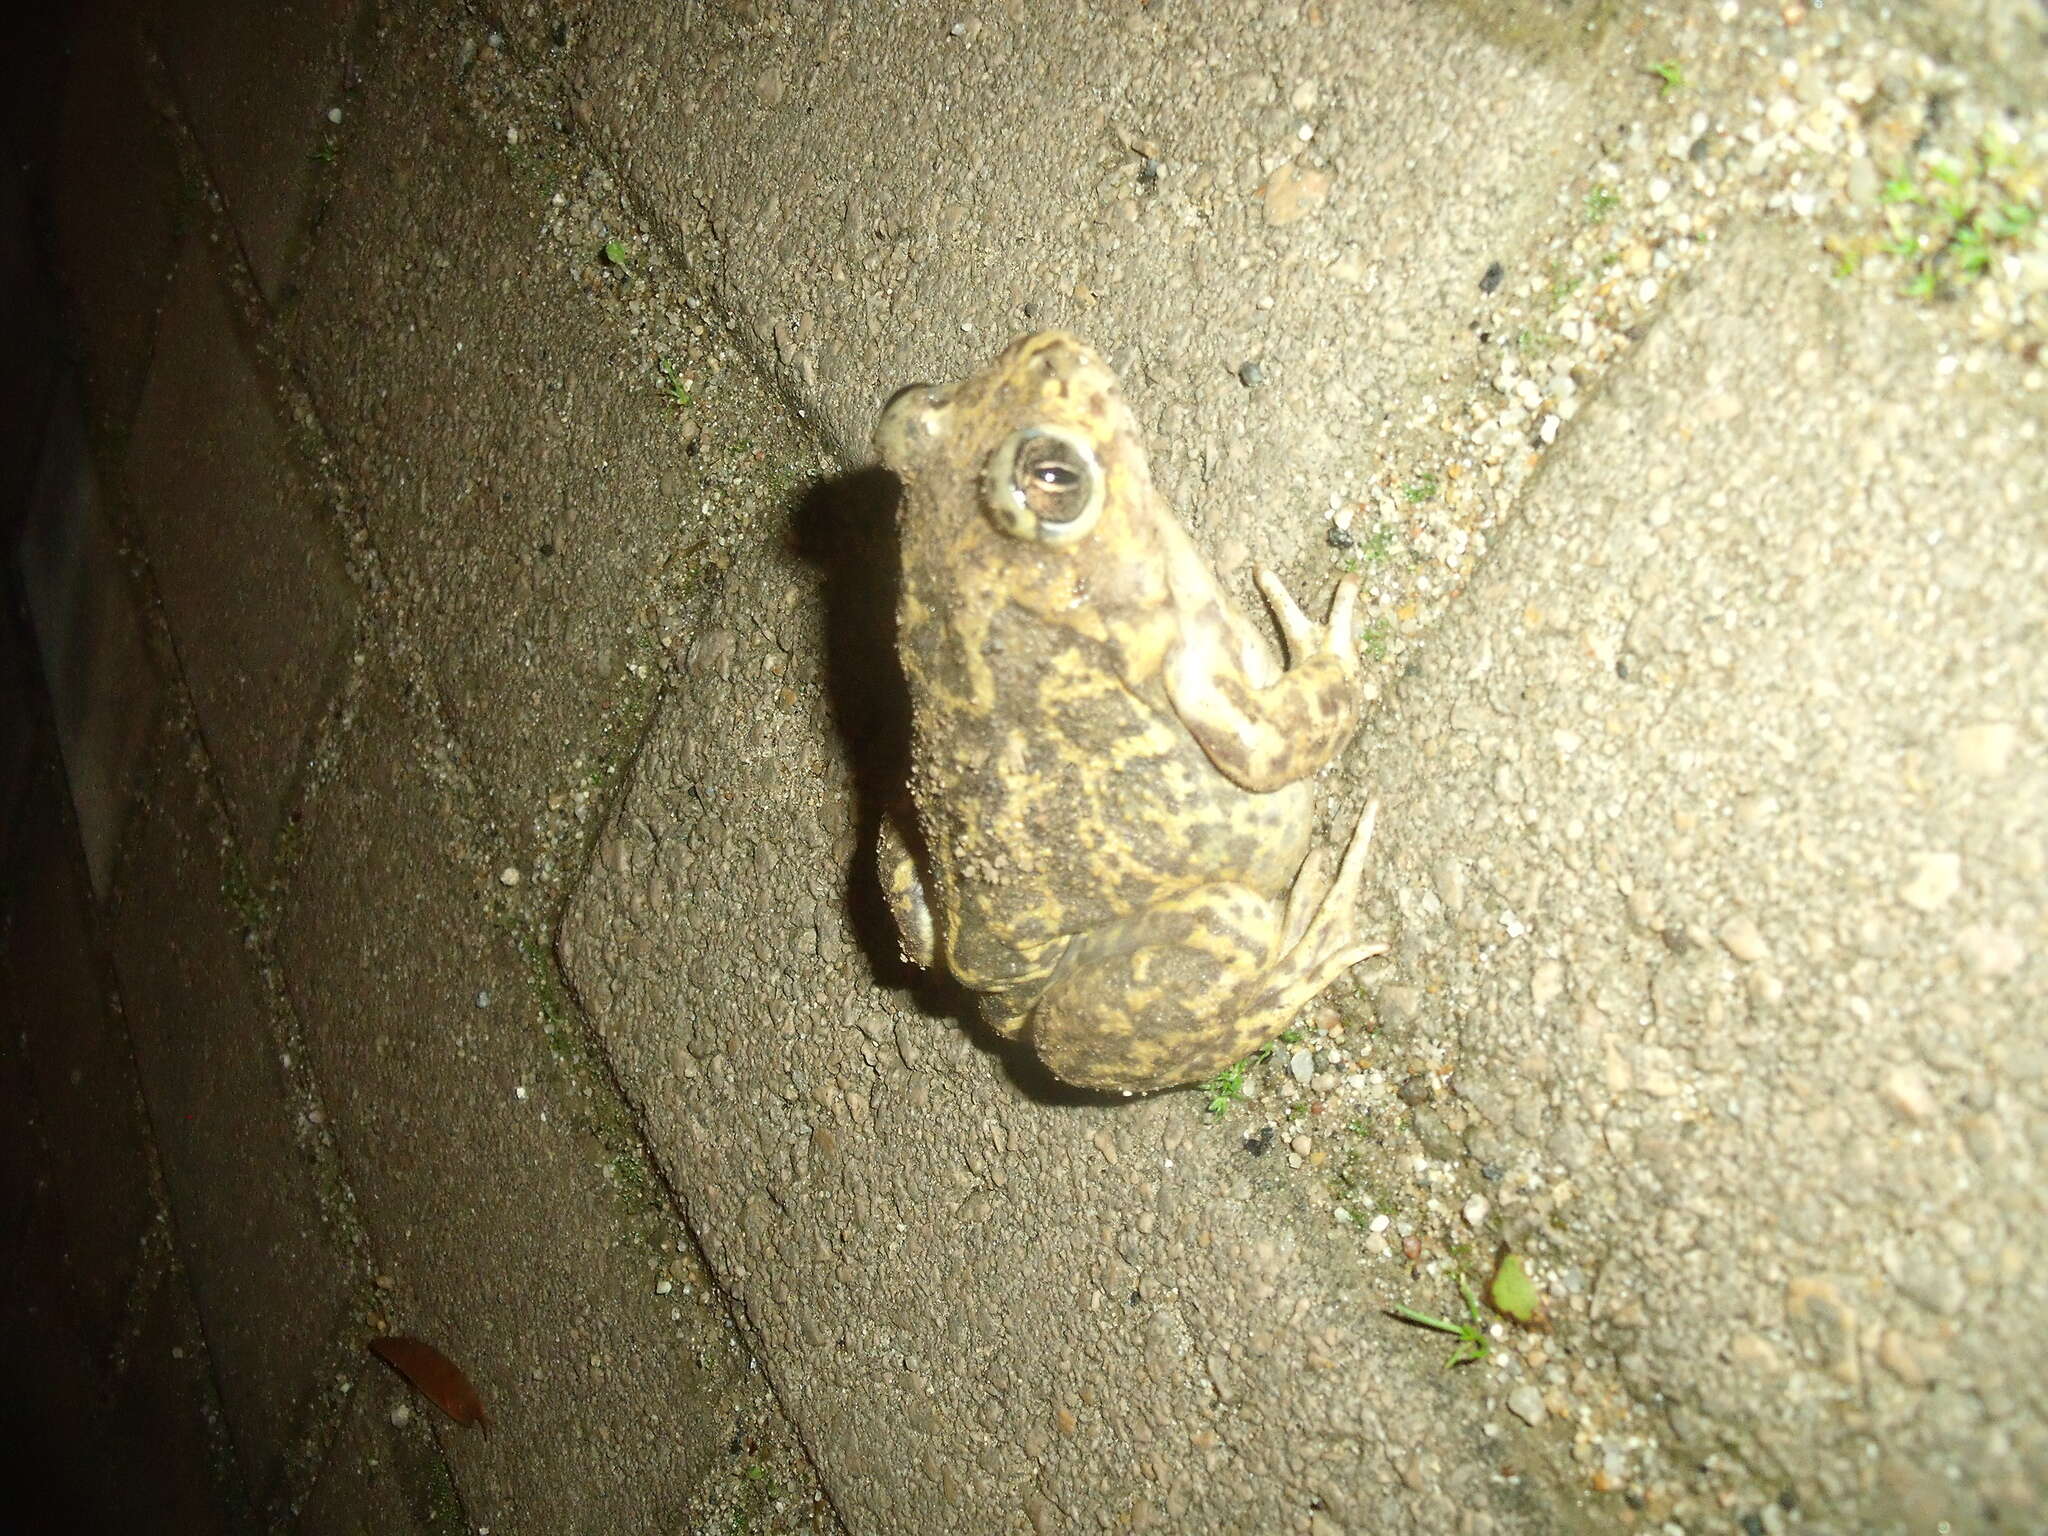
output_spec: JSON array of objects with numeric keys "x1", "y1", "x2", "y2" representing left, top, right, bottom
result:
[{"x1": 986, "y1": 425, "x2": 1102, "y2": 543}]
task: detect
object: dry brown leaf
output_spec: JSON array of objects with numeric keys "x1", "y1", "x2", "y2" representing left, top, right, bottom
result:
[{"x1": 369, "y1": 1336, "x2": 491, "y2": 1437}]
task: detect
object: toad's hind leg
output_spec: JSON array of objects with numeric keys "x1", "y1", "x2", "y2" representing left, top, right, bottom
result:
[{"x1": 1032, "y1": 802, "x2": 1385, "y2": 1094}]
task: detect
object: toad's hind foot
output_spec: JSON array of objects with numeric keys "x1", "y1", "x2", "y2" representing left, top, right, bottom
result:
[{"x1": 1267, "y1": 798, "x2": 1386, "y2": 1005}]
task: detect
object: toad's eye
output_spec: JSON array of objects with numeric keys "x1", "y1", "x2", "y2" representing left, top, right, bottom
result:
[{"x1": 983, "y1": 426, "x2": 1103, "y2": 545}]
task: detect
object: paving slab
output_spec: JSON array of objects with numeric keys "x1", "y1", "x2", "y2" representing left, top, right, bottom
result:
[
  {"x1": 0, "y1": 741, "x2": 245, "y2": 1531},
  {"x1": 17, "y1": 0, "x2": 2032, "y2": 1528},
  {"x1": 1359, "y1": 219, "x2": 2047, "y2": 1527},
  {"x1": 560, "y1": 480, "x2": 1509, "y2": 1532},
  {"x1": 285, "y1": 0, "x2": 734, "y2": 868},
  {"x1": 108, "y1": 720, "x2": 361, "y2": 1512},
  {"x1": 0, "y1": 577, "x2": 37, "y2": 880},
  {"x1": 0, "y1": 140, "x2": 61, "y2": 519},
  {"x1": 276, "y1": 656, "x2": 782, "y2": 1530},
  {"x1": 53, "y1": 0, "x2": 185, "y2": 430},
  {"x1": 297, "y1": 1357, "x2": 450, "y2": 1536},
  {"x1": 550, "y1": 0, "x2": 1611, "y2": 481},
  {"x1": 154, "y1": 0, "x2": 364, "y2": 300},
  {"x1": 102, "y1": 1257, "x2": 252, "y2": 1534},
  {"x1": 0, "y1": 1246, "x2": 246, "y2": 1534},
  {"x1": 0, "y1": 743, "x2": 158, "y2": 1350},
  {"x1": 15, "y1": 381, "x2": 162, "y2": 896},
  {"x1": 550, "y1": 6, "x2": 2048, "y2": 1531},
  {"x1": 126, "y1": 234, "x2": 357, "y2": 871}
]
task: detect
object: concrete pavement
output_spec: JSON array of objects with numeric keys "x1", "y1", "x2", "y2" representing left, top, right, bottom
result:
[{"x1": 3, "y1": 0, "x2": 2041, "y2": 1531}]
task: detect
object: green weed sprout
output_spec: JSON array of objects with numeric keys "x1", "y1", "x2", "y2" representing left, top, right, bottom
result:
[
  {"x1": 1388, "y1": 1273, "x2": 1492, "y2": 1368},
  {"x1": 1648, "y1": 61, "x2": 1686, "y2": 97}
]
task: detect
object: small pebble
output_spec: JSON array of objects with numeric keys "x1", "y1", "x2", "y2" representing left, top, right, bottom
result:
[
  {"x1": 1462, "y1": 1194, "x2": 1491, "y2": 1228},
  {"x1": 499, "y1": 865, "x2": 523, "y2": 887},
  {"x1": 1955, "y1": 925, "x2": 2024, "y2": 977},
  {"x1": 1899, "y1": 852, "x2": 1960, "y2": 912},
  {"x1": 1718, "y1": 915, "x2": 1770, "y2": 963},
  {"x1": 1950, "y1": 722, "x2": 2015, "y2": 778},
  {"x1": 1507, "y1": 1385, "x2": 1546, "y2": 1426},
  {"x1": 1878, "y1": 1064, "x2": 1939, "y2": 1123}
]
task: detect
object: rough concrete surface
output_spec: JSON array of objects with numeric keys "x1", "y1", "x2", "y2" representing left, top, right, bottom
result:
[
  {"x1": 2, "y1": 0, "x2": 2042, "y2": 1531},
  {"x1": 128, "y1": 236, "x2": 360, "y2": 869},
  {"x1": 110, "y1": 718, "x2": 363, "y2": 1509},
  {"x1": 155, "y1": 0, "x2": 363, "y2": 300},
  {"x1": 276, "y1": 656, "x2": 781, "y2": 1530},
  {"x1": 17, "y1": 384, "x2": 162, "y2": 893},
  {"x1": 52, "y1": 1, "x2": 185, "y2": 432}
]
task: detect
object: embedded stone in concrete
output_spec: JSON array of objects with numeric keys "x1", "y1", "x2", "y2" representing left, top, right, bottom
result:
[
  {"x1": 126, "y1": 236, "x2": 356, "y2": 870},
  {"x1": 155, "y1": 0, "x2": 365, "y2": 299},
  {"x1": 16, "y1": 384, "x2": 161, "y2": 895},
  {"x1": 108, "y1": 727, "x2": 358, "y2": 1508},
  {"x1": 276, "y1": 661, "x2": 755, "y2": 1530}
]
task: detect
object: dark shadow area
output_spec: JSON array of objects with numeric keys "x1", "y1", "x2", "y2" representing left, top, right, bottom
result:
[
  {"x1": 786, "y1": 467, "x2": 1164, "y2": 1111},
  {"x1": 0, "y1": 11, "x2": 252, "y2": 1533},
  {"x1": 785, "y1": 466, "x2": 925, "y2": 989}
]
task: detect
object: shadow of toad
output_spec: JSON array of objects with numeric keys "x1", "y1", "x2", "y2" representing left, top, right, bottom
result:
[{"x1": 788, "y1": 466, "x2": 1140, "y2": 1109}]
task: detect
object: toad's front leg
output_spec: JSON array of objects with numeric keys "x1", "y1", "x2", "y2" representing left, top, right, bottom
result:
[{"x1": 1164, "y1": 568, "x2": 1362, "y2": 793}]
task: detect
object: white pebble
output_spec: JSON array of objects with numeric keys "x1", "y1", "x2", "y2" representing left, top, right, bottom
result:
[
  {"x1": 1956, "y1": 925, "x2": 2024, "y2": 977},
  {"x1": 1507, "y1": 1385, "x2": 1546, "y2": 1426},
  {"x1": 1951, "y1": 722, "x2": 2016, "y2": 778},
  {"x1": 1899, "y1": 852, "x2": 1960, "y2": 912},
  {"x1": 1878, "y1": 1065, "x2": 1938, "y2": 1123},
  {"x1": 1718, "y1": 914, "x2": 1770, "y2": 963},
  {"x1": 1462, "y1": 1194, "x2": 1491, "y2": 1228}
]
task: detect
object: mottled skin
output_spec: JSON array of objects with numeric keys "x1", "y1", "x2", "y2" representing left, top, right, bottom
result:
[{"x1": 874, "y1": 332, "x2": 1384, "y2": 1093}]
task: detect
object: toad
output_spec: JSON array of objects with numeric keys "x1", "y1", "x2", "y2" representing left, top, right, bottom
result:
[{"x1": 874, "y1": 332, "x2": 1383, "y2": 1093}]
